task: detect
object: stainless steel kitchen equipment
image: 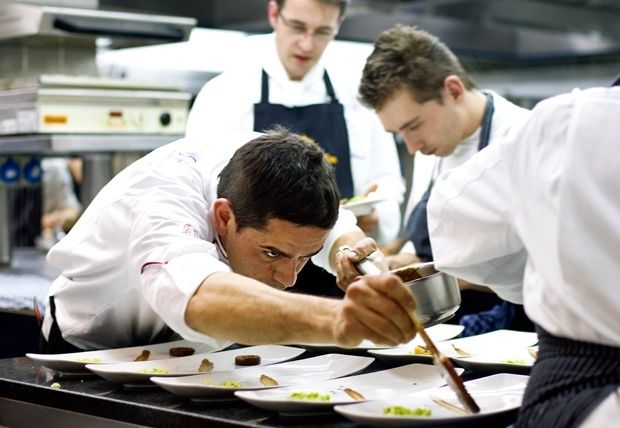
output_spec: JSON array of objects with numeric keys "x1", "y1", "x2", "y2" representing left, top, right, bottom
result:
[
  {"x1": 348, "y1": 249, "x2": 461, "y2": 328},
  {"x1": 0, "y1": 75, "x2": 191, "y2": 135}
]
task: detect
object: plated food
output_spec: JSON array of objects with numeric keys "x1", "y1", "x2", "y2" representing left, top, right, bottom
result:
[
  {"x1": 85, "y1": 344, "x2": 305, "y2": 384},
  {"x1": 26, "y1": 339, "x2": 224, "y2": 372},
  {"x1": 235, "y1": 363, "x2": 460, "y2": 415},
  {"x1": 151, "y1": 353, "x2": 374, "y2": 400},
  {"x1": 341, "y1": 192, "x2": 388, "y2": 216},
  {"x1": 334, "y1": 373, "x2": 528, "y2": 427}
]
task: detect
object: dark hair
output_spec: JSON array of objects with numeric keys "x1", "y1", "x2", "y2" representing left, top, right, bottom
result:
[
  {"x1": 359, "y1": 25, "x2": 476, "y2": 110},
  {"x1": 274, "y1": 0, "x2": 349, "y2": 17},
  {"x1": 217, "y1": 127, "x2": 340, "y2": 231}
]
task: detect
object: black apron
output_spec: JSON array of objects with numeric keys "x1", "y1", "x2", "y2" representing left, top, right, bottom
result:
[
  {"x1": 254, "y1": 69, "x2": 354, "y2": 198},
  {"x1": 253, "y1": 69, "x2": 354, "y2": 297},
  {"x1": 516, "y1": 325, "x2": 620, "y2": 428},
  {"x1": 403, "y1": 92, "x2": 495, "y2": 262}
]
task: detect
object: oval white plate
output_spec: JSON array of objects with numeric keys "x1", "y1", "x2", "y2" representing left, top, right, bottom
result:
[
  {"x1": 341, "y1": 193, "x2": 389, "y2": 216},
  {"x1": 152, "y1": 353, "x2": 374, "y2": 399},
  {"x1": 86, "y1": 344, "x2": 305, "y2": 384},
  {"x1": 235, "y1": 363, "x2": 462, "y2": 415},
  {"x1": 334, "y1": 373, "x2": 528, "y2": 427},
  {"x1": 26, "y1": 339, "x2": 224, "y2": 372}
]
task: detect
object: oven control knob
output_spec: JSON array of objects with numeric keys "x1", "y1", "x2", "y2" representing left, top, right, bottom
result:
[{"x1": 159, "y1": 112, "x2": 172, "y2": 127}]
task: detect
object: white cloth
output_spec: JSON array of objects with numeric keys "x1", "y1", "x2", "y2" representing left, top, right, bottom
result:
[
  {"x1": 43, "y1": 136, "x2": 359, "y2": 350},
  {"x1": 186, "y1": 33, "x2": 404, "y2": 244},
  {"x1": 429, "y1": 86, "x2": 620, "y2": 426},
  {"x1": 403, "y1": 91, "x2": 531, "y2": 233}
]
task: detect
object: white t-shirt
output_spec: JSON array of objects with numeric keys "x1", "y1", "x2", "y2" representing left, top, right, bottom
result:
[
  {"x1": 186, "y1": 33, "x2": 404, "y2": 244},
  {"x1": 43, "y1": 136, "x2": 358, "y2": 350}
]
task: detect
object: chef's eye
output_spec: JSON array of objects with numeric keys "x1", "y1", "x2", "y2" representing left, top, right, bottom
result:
[
  {"x1": 265, "y1": 250, "x2": 281, "y2": 258},
  {"x1": 408, "y1": 123, "x2": 421, "y2": 132}
]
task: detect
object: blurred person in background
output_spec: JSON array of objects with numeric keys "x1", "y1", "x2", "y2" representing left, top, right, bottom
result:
[
  {"x1": 359, "y1": 24, "x2": 533, "y2": 336},
  {"x1": 186, "y1": 0, "x2": 404, "y2": 298}
]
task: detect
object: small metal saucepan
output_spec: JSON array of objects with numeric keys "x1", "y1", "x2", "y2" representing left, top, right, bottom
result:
[{"x1": 344, "y1": 248, "x2": 461, "y2": 327}]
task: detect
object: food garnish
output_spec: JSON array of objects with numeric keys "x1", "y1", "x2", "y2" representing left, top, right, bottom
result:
[
  {"x1": 235, "y1": 354, "x2": 261, "y2": 366},
  {"x1": 50, "y1": 382, "x2": 61, "y2": 389},
  {"x1": 343, "y1": 387, "x2": 365, "y2": 400},
  {"x1": 259, "y1": 374, "x2": 278, "y2": 386},
  {"x1": 198, "y1": 358, "x2": 214, "y2": 373},
  {"x1": 169, "y1": 346, "x2": 195, "y2": 357},
  {"x1": 289, "y1": 391, "x2": 331, "y2": 401},
  {"x1": 501, "y1": 358, "x2": 527, "y2": 365},
  {"x1": 528, "y1": 348, "x2": 538, "y2": 360},
  {"x1": 451, "y1": 344, "x2": 472, "y2": 357},
  {"x1": 411, "y1": 345, "x2": 432, "y2": 355},
  {"x1": 383, "y1": 405, "x2": 432, "y2": 416},
  {"x1": 77, "y1": 357, "x2": 102, "y2": 363},
  {"x1": 218, "y1": 380, "x2": 242, "y2": 388},
  {"x1": 138, "y1": 367, "x2": 170, "y2": 374},
  {"x1": 134, "y1": 350, "x2": 150, "y2": 361}
]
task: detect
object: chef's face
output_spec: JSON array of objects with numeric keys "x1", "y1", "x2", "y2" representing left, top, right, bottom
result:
[
  {"x1": 268, "y1": 0, "x2": 342, "y2": 81},
  {"x1": 377, "y1": 85, "x2": 465, "y2": 157},
  {"x1": 216, "y1": 204, "x2": 329, "y2": 289}
]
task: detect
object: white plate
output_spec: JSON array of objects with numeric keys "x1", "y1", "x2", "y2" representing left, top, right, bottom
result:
[
  {"x1": 368, "y1": 324, "x2": 465, "y2": 363},
  {"x1": 26, "y1": 339, "x2": 223, "y2": 373},
  {"x1": 341, "y1": 193, "x2": 389, "y2": 216},
  {"x1": 334, "y1": 373, "x2": 528, "y2": 427},
  {"x1": 151, "y1": 353, "x2": 374, "y2": 399},
  {"x1": 300, "y1": 324, "x2": 464, "y2": 354},
  {"x1": 86, "y1": 345, "x2": 305, "y2": 385},
  {"x1": 234, "y1": 363, "x2": 462, "y2": 415},
  {"x1": 371, "y1": 329, "x2": 537, "y2": 366},
  {"x1": 452, "y1": 346, "x2": 538, "y2": 375}
]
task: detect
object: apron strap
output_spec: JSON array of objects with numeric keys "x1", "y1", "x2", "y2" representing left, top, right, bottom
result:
[
  {"x1": 323, "y1": 70, "x2": 338, "y2": 103},
  {"x1": 260, "y1": 69, "x2": 270, "y2": 103}
]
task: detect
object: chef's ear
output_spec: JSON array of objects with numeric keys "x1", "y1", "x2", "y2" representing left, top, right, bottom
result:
[
  {"x1": 212, "y1": 198, "x2": 234, "y2": 235},
  {"x1": 443, "y1": 75, "x2": 465, "y2": 103},
  {"x1": 267, "y1": 0, "x2": 279, "y2": 29}
]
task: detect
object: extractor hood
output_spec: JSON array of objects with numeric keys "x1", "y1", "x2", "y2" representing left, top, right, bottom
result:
[{"x1": 0, "y1": 2, "x2": 196, "y2": 48}]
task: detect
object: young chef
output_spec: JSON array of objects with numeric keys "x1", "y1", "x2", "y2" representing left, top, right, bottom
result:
[
  {"x1": 41, "y1": 129, "x2": 417, "y2": 352},
  {"x1": 428, "y1": 86, "x2": 620, "y2": 427},
  {"x1": 185, "y1": 0, "x2": 404, "y2": 297},
  {"x1": 358, "y1": 24, "x2": 532, "y2": 335}
]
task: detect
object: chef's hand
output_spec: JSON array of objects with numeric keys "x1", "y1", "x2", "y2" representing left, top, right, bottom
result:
[
  {"x1": 335, "y1": 237, "x2": 389, "y2": 291},
  {"x1": 332, "y1": 273, "x2": 417, "y2": 347},
  {"x1": 356, "y1": 209, "x2": 379, "y2": 234},
  {"x1": 354, "y1": 183, "x2": 379, "y2": 234}
]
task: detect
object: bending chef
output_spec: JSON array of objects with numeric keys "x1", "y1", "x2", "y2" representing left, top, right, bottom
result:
[{"x1": 41, "y1": 128, "x2": 416, "y2": 352}]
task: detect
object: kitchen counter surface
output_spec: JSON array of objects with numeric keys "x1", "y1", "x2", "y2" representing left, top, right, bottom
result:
[{"x1": 0, "y1": 352, "x2": 519, "y2": 428}]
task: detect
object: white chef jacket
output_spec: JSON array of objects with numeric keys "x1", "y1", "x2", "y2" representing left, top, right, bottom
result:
[
  {"x1": 42, "y1": 135, "x2": 359, "y2": 350},
  {"x1": 428, "y1": 86, "x2": 620, "y2": 427},
  {"x1": 186, "y1": 33, "x2": 404, "y2": 244},
  {"x1": 404, "y1": 91, "x2": 530, "y2": 237}
]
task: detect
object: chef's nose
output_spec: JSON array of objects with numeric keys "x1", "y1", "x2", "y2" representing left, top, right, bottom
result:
[
  {"x1": 402, "y1": 133, "x2": 423, "y2": 155},
  {"x1": 274, "y1": 261, "x2": 299, "y2": 288},
  {"x1": 299, "y1": 33, "x2": 316, "y2": 51}
]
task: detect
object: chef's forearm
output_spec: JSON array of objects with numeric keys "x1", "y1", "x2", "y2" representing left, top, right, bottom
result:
[{"x1": 185, "y1": 272, "x2": 339, "y2": 345}]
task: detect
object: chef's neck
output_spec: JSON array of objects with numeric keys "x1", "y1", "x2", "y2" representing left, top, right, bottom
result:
[{"x1": 462, "y1": 89, "x2": 489, "y2": 139}]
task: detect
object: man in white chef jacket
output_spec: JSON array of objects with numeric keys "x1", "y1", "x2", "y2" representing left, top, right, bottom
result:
[
  {"x1": 428, "y1": 86, "x2": 620, "y2": 427},
  {"x1": 186, "y1": 0, "x2": 404, "y2": 297},
  {"x1": 358, "y1": 25, "x2": 532, "y2": 335},
  {"x1": 41, "y1": 129, "x2": 417, "y2": 352}
]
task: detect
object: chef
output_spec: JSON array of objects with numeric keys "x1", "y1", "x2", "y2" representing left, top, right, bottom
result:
[
  {"x1": 185, "y1": 0, "x2": 403, "y2": 296},
  {"x1": 428, "y1": 86, "x2": 620, "y2": 427},
  {"x1": 358, "y1": 25, "x2": 532, "y2": 335},
  {"x1": 41, "y1": 129, "x2": 416, "y2": 352}
]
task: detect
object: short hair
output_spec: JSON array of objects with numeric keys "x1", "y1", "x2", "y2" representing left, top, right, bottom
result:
[
  {"x1": 359, "y1": 25, "x2": 476, "y2": 110},
  {"x1": 274, "y1": 0, "x2": 349, "y2": 17},
  {"x1": 217, "y1": 127, "x2": 340, "y2": 232}
]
